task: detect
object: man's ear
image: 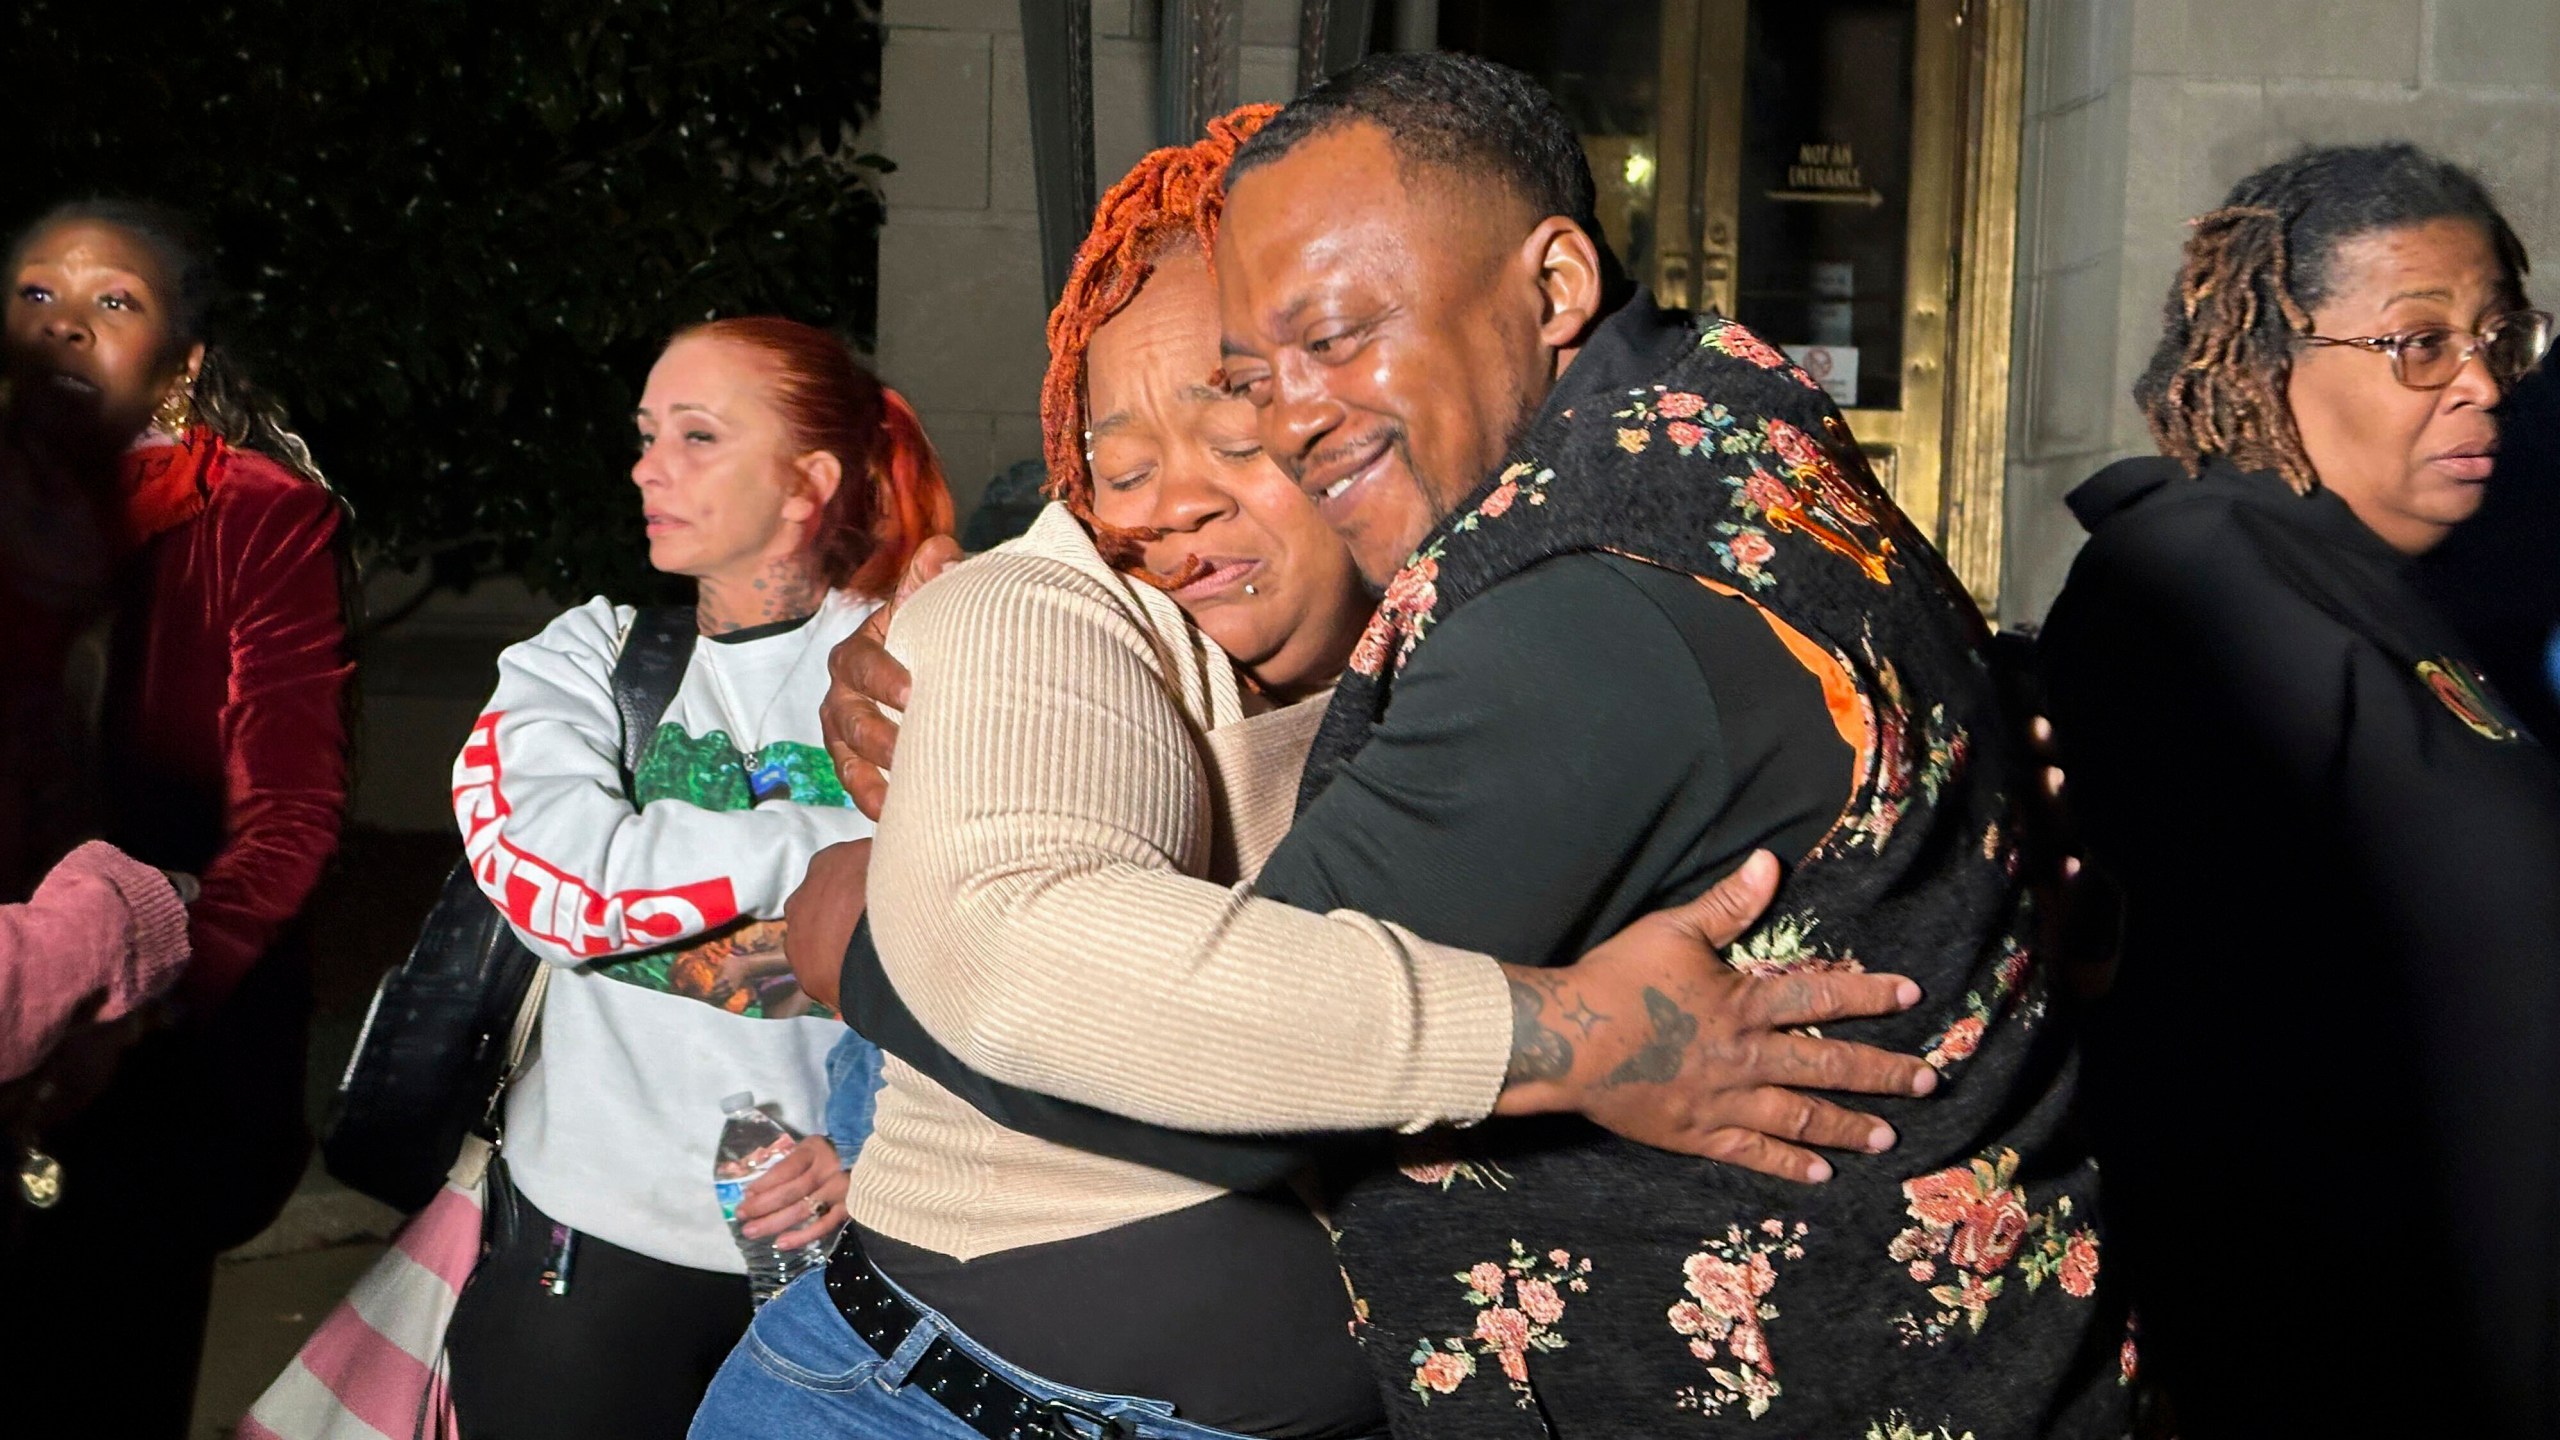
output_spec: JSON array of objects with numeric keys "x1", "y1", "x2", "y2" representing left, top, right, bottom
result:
[
  {"x1": 1520, "y1": 217, "x2": 1605, "y2": 351},
  {"x1": 789, "y1": 449, "x2": 846, "y2": 524}
]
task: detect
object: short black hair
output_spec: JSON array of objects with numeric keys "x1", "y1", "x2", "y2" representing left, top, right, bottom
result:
[
  {"x1": 2135, "y1": 142, "x2": 2531, "y2": 492},
  {"x1": 1230, "y1": 51, "x2": 1622, "y2": 282}
]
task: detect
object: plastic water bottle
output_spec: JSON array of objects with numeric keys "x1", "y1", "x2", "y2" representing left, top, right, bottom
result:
[{"x1": 713, "y1": 1092, "x2": 831, "y2": 1305}]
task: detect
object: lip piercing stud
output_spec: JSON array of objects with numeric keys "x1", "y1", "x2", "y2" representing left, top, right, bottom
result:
[{"x1": 1243, "y1": 583, "x2": 1259, "y2": 596}]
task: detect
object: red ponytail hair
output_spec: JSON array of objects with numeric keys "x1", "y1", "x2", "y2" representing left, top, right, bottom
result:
[{"x1": 673, "y1": 316, "x2": 955, "y2": 600}]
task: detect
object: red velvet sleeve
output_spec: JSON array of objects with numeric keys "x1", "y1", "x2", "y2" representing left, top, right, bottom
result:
[{"x1": 182, "y1": 467, "x2": 353, "y2": 1007}]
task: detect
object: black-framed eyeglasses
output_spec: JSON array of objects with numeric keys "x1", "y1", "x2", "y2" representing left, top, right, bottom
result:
[{"x1": 2298, "y1": 309, "x2": 2554, "y2": 390}]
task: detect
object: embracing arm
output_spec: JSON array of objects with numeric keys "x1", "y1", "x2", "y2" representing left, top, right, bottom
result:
[
  {"x1": 183, "y1": 476, "x2": 351, "y2": 1008},
  {"x1": 452, "y1": 598, "x2": 867, "y2": 965},
  {"x1": 1256, "y1": 556, "x2": 1928, "y2": 1172},
  {"x1": 863, "y1": 552, "x2": 1515, "y2": 1135}
]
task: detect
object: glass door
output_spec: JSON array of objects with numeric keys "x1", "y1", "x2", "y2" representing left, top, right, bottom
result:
[{"x1": 1429, "y1": 0, "x2": 2024, "y2": 611}]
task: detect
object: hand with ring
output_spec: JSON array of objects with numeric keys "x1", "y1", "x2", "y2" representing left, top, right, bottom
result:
[{"x1": 735, "y1": 1135, "x2": 849, "y2": 1250}]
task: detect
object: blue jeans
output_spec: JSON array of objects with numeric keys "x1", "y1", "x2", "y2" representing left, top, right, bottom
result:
[
  {"x1": 821, "y1": 1028, "x2": 883, "y2": 1166},
  {"x1": 687, "y1": 1261, "x2": 1263, "y2": 1440}
]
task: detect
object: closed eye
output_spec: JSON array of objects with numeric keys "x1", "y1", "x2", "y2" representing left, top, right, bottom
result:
[
  {"x1": 1305, "y1": 317, "x2": 1377, "y2": 361},
  {"x1": 1103, "y1": 465, "x2": 1154, "y2": 494}
]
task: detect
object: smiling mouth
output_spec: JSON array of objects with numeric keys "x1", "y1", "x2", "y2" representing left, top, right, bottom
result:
[{"x1": 1308, "y1": 433, "x2": 1396, "y2": 508}]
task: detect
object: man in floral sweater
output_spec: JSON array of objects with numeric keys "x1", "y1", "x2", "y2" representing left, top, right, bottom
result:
[{"x1": 1196, "y1": 54, "x2": 2130, "y2": 1434}]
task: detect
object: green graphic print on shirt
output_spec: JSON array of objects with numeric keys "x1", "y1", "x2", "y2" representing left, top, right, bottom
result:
[{"x1": 589, "y1": 723, "x2": 850, "y2": 1019}]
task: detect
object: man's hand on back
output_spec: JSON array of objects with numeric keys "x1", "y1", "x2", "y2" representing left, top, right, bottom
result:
[
  {"x1": 822, "y1": 535, "x2": 963, "y2": 819},
  {"x1": 1493, "y1": 852, "x2": 1937, "y2": 1183},
  {"x1": 784, "y1": 839, "x2": 874, "y2": 1012}
]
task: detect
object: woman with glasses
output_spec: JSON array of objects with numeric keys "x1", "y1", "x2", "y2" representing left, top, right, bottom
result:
[{"x1": 2039, "y1": 144, "x2": 2559, "y2": 1437}]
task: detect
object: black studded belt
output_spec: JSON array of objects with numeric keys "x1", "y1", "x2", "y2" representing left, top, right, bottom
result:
[{"x1": 825, "y1": 1240, "x2": 1141, "y2": 1440}]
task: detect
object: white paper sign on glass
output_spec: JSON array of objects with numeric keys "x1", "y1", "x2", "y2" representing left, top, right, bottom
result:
[{"x1": 1782, "y1": 344, "x2": 1860, "y2": 408}]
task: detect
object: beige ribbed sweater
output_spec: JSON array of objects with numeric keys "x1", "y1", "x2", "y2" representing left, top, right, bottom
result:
[{"x1": 848, "y1": 505, "x2": 1514, "y2": 1260}]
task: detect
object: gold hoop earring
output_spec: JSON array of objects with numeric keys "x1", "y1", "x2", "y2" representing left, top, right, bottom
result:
[{"x1": 155, "y1": 382, "x2": 196, "y2": 436}]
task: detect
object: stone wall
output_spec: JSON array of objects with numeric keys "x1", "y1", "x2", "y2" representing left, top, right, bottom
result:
[
  {"x1": 873, "y1": 0, "x2": 1305, "y2": 520},
  {"x1": 2002, "y1": 0, "x2": 2560, "y2": 625}
]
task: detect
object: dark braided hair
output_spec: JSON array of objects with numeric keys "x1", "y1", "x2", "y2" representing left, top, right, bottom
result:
[
  {"x1": 2136, "y1": 143, "x2": 2529, "y2": 494},
  {"x1": 8, "y1": 198, "x2": 333, "y2": 491}
]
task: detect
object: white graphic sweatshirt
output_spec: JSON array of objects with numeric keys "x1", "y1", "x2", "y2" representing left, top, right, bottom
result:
[{"x1": 452, "y1": 589, "x2": 877, "y2": 1271}]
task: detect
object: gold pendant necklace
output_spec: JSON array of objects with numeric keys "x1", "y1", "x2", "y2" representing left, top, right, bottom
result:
[{"x1": 16, "y1": 1146, "x2": 63, "y2": 1209}]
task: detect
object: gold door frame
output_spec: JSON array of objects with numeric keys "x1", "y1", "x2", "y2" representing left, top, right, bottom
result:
[{"x1": 1646, "y1": 0, "x2": 2024, "y2": 614}]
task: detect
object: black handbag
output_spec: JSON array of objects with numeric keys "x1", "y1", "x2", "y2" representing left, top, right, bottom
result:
[{"x1": 323, "y1": 607, "x2": 697, "y2": 1211}]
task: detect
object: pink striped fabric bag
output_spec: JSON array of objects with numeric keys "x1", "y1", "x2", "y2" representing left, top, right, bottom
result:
[{"x1": 238, "y1": 971, "x2": 547, "y2": 1440}]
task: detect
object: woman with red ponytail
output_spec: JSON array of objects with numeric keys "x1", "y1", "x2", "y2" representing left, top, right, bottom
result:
[{"x1": 441, "y1": 317, "x2": 952, "y2": 1440}]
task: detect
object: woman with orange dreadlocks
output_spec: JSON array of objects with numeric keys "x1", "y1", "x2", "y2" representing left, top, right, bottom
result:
[
  {"x1": 687, "y1": 103, "x2": 1399, "y2": 1440},
  {"x1": 2040, "y1": 144, "x2": 2560, "y2": 1436}
]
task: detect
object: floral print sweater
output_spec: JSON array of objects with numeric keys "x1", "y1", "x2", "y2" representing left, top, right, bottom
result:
[{"x1": 1254, "y1": 295, "x2": 2131, "y2": 1437}]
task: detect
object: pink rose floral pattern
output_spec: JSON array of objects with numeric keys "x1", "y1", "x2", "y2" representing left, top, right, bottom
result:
[
  {"x1": 1889, "y1": 1147, "x2": 2100, "y2": 1346},
  {"x1": 1833, "y1": 642, "x2": 1970, "y2": 855},
  {"x1": 1699, "y1": 321, "x2": 1827, "y2": 395},
  {"x1": 1603, "y1": 379, "x2": 1906, "y2": 592},
  {"x1": 1408, "y1": 1241, "x2": 1592, "y2": 1408},
  {"x1": 1396, "y1": 1135, "x2": 1516, "y2": 1192},
  {"x1": 1727, "y1": 913, "x2": 1865, "y2": 978},
  {"x1": 1351, "y1": 463, "x2": 1555, "y2": 678},
  {"x1": 1668, "y1": 1218, "x2": 1809, "y2": 1419},
  {"x1": 1923, "y1": 937, "x2": 2039, "y2": 1071},
  {"x1": 1614, "y1": 388, "x2": 1749, "y2": 459}
]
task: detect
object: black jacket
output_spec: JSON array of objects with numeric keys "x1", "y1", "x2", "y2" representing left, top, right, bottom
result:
[{"x1": 2041, "y1": 456, "x2": 2560, "y2": 1437}]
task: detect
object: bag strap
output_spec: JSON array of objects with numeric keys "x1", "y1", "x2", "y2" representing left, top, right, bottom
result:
[{"x1": 612, "y1": 605, "x2": 698, "y2": 778}]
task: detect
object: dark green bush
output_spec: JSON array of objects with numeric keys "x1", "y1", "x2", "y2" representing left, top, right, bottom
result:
[{"x1": 4, "y1": 0, "x2": 886, "y2": 605}]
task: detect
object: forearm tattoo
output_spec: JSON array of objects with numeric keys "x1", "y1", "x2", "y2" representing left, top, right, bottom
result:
[{"x1": 1506, "y1": 974, "x2": 1575, "y2": 1084}]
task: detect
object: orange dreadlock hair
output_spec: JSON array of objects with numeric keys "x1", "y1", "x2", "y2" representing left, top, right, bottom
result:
[{"x1": 1040, "y1": 103, "x2": 1281, "y2": 568}]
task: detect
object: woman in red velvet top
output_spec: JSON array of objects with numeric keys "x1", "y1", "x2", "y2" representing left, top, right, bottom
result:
[{"x1": 0, "y1": 199, "x2": 353, "y2": 1437}]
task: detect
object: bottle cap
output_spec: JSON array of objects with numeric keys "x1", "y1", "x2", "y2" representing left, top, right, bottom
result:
[{"x1": 722, "y1": 1092, "x2": 755, "y2": 1112}]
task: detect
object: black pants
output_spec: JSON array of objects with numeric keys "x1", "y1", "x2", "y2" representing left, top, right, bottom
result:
[
  {"x1": 447, "y1": 1173, "x2": 754, "y2": 1440},
  {"x1": 0, "y1": 952, "x2": 312, "y2": 1440}
]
